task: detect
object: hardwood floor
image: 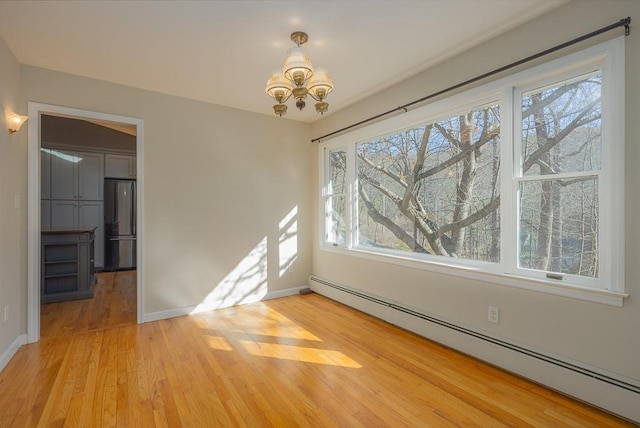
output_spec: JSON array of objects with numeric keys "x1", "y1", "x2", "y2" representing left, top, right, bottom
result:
[
  {"x1": 40, "y1": 270, "x2": 137, "y2": 338},
  {"x1": 0, "y1": 274, "x2": 634, "y2": 426}
]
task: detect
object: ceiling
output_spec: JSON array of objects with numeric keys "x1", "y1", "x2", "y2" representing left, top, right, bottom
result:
[{"x1": 0, "y1": 0, "x2": 568, "y2": 123}]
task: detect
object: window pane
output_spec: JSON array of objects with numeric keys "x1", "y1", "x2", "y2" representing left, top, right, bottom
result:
[
  {"x1": 522, "y1": 72, "x2": 602, "y2": 176},
  {"x1": 518, "y1": 178, "x2": 598, "y2": 278},
  {"x1": 356, "y1": 105, "x2": 501, "y2": 262},
  {"x1": 325, "y1": 196, "x2": 347, "y2": 245},
  {"x1": 328, "y1": 149, "x2": 347, "y2": 195}
]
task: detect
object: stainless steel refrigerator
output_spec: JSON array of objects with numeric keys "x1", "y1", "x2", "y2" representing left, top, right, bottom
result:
[{"x1": 104, "y1": 179, "x2": 136, "y2": 270}]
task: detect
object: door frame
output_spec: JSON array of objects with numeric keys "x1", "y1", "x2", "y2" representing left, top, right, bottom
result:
[{"x1": 27, "y1": 102, "x2": 145, "y2": 343}]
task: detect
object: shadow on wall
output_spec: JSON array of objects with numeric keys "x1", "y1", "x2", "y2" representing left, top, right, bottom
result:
[{"x1": 190, "y1": 206, "x2": 300, "y2": 313}]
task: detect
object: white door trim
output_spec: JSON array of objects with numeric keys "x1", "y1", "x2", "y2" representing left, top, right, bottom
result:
[{"x1": 27, "y1": 102, "x2": 145, "y2": 343}]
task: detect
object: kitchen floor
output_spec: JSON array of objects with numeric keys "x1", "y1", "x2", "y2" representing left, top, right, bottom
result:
[{"x1": 40, "y1": 270, "x2": 136, "y2": 338}]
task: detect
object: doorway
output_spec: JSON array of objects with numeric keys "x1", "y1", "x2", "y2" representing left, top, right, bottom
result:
[{"x1": 27, "y1": 102, "x2": 145, "y2": 343}]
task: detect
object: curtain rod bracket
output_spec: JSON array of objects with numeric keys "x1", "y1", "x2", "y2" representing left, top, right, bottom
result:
[{"x1": 624, "y1": 16, "x2": 631, "y2": 36}]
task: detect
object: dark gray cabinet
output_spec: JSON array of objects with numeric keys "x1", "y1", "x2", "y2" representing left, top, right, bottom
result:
[
  {"x1": 50, "y1": 200, "x2": 104, "y2": 269},
  {"x1": 50, "y1": 150, "x2": 104, "y2": 200},
  {"x1": 42, "y1": 147, "x2": 106, "y2": 269},
  {"x1": 105, "y1": 153, "x2": 136, "y2": 178},
  {"x1": 41, "y1": 229, "x2": 95, "y2": 304}
]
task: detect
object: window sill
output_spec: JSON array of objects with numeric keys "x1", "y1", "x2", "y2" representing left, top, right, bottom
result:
[{"x1": 319, "y1": 245, "x2": 628, "y2": 307}]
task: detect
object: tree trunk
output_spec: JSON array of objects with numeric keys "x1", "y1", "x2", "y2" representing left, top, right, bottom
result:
[
  {"x1": 450, "y1": 113, "x2": 476, "y2": 256},
  {"x1": 532, "y1": 95, "x2": 554, "y2": 271}
]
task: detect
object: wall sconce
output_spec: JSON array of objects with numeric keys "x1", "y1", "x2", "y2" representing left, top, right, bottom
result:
[{"x1": 6, "y1": 112, "x2": 28, "y2": 134}]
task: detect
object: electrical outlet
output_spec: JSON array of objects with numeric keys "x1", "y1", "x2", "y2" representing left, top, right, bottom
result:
[
  {"x1": 3, "y1": 305, "x2": 8, "y2": 322},
  {"x1": 488, "y1": 306, "x2": 499, "y2": 324}
]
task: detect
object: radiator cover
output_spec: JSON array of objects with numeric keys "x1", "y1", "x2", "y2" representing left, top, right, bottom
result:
[{"x1": 308, "y1": 275, "x2": 640, "y2": 423}]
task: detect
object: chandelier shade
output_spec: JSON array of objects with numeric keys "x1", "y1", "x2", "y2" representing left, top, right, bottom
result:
[
  {"x1": 265, "y1": 31, "x2": 333, "y2": 117},
  {"x1": 265, "y1": 73, "x2": 293, "y2": 104},
  {"x1": 307, "y1": 68, "x2": 334, "y2": 101},
  {"x1": 283, "y1": 47, "x2": 314, "y2": 87}
]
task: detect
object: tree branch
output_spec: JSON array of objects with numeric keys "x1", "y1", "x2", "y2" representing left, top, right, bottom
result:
[
  {"x1": 416, "y1": 128, "x2": 499, "y2": 181},
  {"x1": 432, "y1": 196, "x2": 501, "y2": 240},
  {"x1": 523, "y1": 98, "x2": 600, "y2": 172},
  {"x1": 358, "y1": 184, "x2": 430, "y2": 253},
  {"x1": 358, "y1": 152, "x2": 407, "y2": 188}
]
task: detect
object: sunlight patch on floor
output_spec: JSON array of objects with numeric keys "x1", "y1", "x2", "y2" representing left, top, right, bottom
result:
[
  {"x1": 223, "y1": 306, "x2": 322, "y2": 341},
  {"x1": 239, "y1": 340, "x2": 362, "y2": 368},
  {"x1": 205, "y1": 336, "x2": 234, "y2": 351}
]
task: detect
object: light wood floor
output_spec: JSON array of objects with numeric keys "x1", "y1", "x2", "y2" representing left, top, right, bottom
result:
[
  {"x1": 0, "y1": 274, "x2": 634, "y2": 427},
  {"x1": 40, "y1": 271, "x2": 137, "y2": 338}
]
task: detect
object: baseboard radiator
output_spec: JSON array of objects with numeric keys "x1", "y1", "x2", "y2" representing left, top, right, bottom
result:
[{"x1": 308, "y1": 275, "x2": 640, "y2": 422}]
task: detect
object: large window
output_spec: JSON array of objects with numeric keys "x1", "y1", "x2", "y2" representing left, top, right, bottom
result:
[
  {"x1": 320, "y1": 39, "x2": 625, "y2": 302},
  {"x1": 356, "y1": 104, "x2": 500, "y2": 263},
  {"x1": 516, "y1": 72, "x2": 603, "y2": 283}
]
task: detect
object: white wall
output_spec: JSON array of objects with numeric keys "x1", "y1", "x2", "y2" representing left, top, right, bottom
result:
[
  {"x1": 0, "y1": 35, "x2": 27, "y2": 364},
  {"x1": 19, "y1": 65, "x2": 313, "y2": 318},
  {"x1": 311, "y1": 0, "x2": 640, "y2": 408}
]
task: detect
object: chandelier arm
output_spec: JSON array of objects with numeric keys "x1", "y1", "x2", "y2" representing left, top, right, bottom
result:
[{"x1": 280, "y1": 93, "x2": 293, "y2": 104}]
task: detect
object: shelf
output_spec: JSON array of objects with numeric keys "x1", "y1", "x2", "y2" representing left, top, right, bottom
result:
[
  {"x1": 43, "y1": 275, "x2": 78, "y2": 294},
  {"x1": 43, "y1": 244, "x2": 77, "y2": 262},
  {"x1": 41, "y1": 230, "x2": 95, "y2": 303},
  {"x1": 44, "y1": 259, "x2": 77, "y2": 264},
  {"x1": 44, "y1": 260, "x2": 77, "y2": 276},
  {"x1": 43, "y1": 273, "x2": 78, "y2": 279}
]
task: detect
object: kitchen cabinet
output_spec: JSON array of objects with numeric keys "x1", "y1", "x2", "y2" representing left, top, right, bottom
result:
[
  {"x1": 50, "y1": 149, "x2": 104, "y2": 200},
  {"x1": 79, "y1": 201, "x2": 104, "y2": 270},
  {"x1": 105, "y1": 154, "x2": 136, "y2": 178},
  {"x1": 41, "y1": 229, "x2": 95, "y2": 303},
  {"x1": 41, "y1": 148, "x2": 51, "y2": 199},
  {"x1": 51, "y1": 200, "x2": 104, "y2": 269},
  {"x1": 51, "y1": 200, "x2": 78, "y2": 228},
  {"x1": 41, "y1": 200, "x2": 51, "y2": 229}
]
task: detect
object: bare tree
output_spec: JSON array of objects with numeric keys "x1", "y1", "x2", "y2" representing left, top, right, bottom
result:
[
  {"x1": 521, "y1": 76, "x2": 601, "y2": 275},
  {"x1": 357, "y1": 107, "x2": 500, "y2": 260},
  {"x1": 349, "y1": 73, "x2": 601, "y2": 276}
]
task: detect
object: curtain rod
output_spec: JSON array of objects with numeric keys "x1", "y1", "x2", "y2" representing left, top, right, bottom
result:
[{"x1": 311, "y1": 16, "x2": 631, "y2": 143}]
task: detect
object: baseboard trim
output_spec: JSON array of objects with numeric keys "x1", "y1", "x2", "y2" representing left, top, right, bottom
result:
[
  {"x1": 0, "y1": 334, "x2": 27, "y2": 373},
  {"x1": 143, "y1": 285, "x2": 308, "y2": 323},
  {"x1": 309, "y1": 275, "x2": 640, "y2": 423}
]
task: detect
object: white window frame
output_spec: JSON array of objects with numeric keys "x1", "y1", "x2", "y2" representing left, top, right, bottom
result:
[
  {"x1": 318, "y1": 38, "x2": 626, "y2": 306},
  {"x1": 322, "y1": 146, "x2": 351, "y2": 246},
  {"x1": 511, "y1": 69, "x2": 606, "y2": 289}
]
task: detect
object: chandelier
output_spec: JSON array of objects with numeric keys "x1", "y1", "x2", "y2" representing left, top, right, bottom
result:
[{"x1": 265, "y1": 31, "x2": 334, "y2": 117}]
